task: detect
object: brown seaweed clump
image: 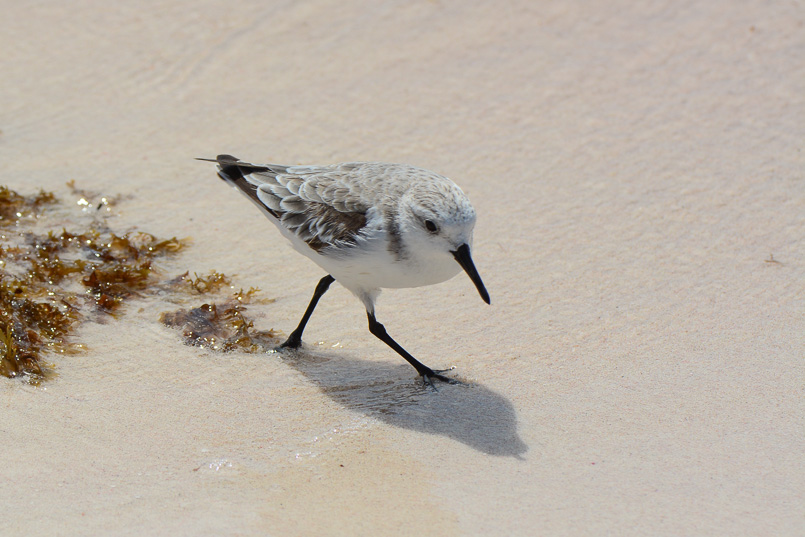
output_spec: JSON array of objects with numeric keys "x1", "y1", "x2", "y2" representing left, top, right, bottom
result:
[
  {"x1": 0, "y1": 186, "x2": 56, "y2": 223},
  {"x1": 159, "y1": 276, "x2": 278, "y2": 353},
  {"x1": 168, "y1": 270, "x2": 233, "y2": 295},
  {"x1": 28, "y1": 229, "x2": 185, "y2": 313},
  {"x1": 0, "y1": 277, "x2": 79, "y2": 380},
  {"x1": 0, "y1": 185, "x2": 187, "y2": 383},
  {"x1": 0, "y1": 184, "x2": 278, "y2": 384}
]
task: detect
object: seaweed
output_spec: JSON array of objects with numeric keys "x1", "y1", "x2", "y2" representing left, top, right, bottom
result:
[
  {"x1": 159, "y1": 279, "x2": 278, "y2": 353},
  {"x1": 0, "y1": 186, "x2": 56, "y2": 223},
  {"x1": 170, "y1": 270, "x2": 233, "y2": 295},
  {"x1": 0, "y1": 185, "x2": 187, "y2": 382},
  {"x1": 0, "y1": 277, "x2": 79, "y2": 381},
  {"x1": 0, "y1": 183, "x2": 278, "y2": 384}
]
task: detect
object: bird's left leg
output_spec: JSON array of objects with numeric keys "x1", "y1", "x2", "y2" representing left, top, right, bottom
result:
[{"x1": 366, "y1": 311, "x2": 457, "y2": 386}]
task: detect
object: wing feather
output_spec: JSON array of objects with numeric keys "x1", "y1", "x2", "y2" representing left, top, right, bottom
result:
[{"x1": 212, "y1": 155, "x2": 371, "y2": 252}]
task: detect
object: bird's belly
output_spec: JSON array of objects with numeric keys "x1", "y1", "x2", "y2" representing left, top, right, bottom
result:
[
  {"x1": 275, "y1": 221, "x2": 463, "y2": 294},
  {"x1": 297, "y1": 241, "x2": 461, "y2": 291},
  {"x1": 354, "y1": 253, "x2": 463, "y2": 289}
]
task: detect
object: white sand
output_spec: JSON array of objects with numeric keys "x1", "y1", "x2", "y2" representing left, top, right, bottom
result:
[{"x1": 2, "y1": 1, "x2": 803, "y2": 535}]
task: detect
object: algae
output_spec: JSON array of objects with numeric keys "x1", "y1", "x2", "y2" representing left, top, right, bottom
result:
[
  {"x1": 0, "y1": 184, "x2": 278, "y2": 384},
  {"x1": 159, "y1": 286, "x2": 278, "y2": 353},
  {"x1": 0, "y1": 185, "x2": 187, "y2": 382}
]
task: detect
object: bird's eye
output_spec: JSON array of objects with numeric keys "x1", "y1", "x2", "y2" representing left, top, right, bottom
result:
[{"x1": 424, "y1": 220, "x2": 438, "y2": 234}]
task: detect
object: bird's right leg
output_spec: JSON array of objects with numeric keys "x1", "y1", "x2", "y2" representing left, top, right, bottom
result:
[{"x1": 280, "y1": 275, "x2": 335, "y2": 349}]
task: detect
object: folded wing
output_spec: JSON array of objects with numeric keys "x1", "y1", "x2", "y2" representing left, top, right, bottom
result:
[{"x1": 211, "y1": 155, "x2": 369, "y2": 252}]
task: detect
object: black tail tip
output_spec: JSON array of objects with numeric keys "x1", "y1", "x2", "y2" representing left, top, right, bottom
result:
[{"x1": 196, "y1": 154, "x2": 241, "y2": 164}]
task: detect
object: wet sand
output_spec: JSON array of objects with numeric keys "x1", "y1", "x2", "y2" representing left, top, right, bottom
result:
[{"x1": 2, "y1": 1, "x2": 803, "y2": 535}]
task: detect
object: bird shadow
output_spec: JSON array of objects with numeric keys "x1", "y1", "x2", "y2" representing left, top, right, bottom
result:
[{"x1": 276, "y1": 347, "x2": 528, "y2": 458}]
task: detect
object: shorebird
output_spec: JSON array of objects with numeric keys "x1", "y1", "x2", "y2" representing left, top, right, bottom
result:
[{"x1": 199, "y1": 154, "x2": 489, "y2": 385}]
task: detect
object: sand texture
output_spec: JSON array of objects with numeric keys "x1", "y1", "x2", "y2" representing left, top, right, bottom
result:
[{"x1": 2, "y1": 1, "x2": 803, "y2": 535}]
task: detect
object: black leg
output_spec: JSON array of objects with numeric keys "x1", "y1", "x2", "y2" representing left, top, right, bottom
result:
[
  {"x1": 280, "y1": 275, "x2": 335, "y2": 349},
  {"x1": 366, "y1": 311, "x2": 457, "y2": 386}
]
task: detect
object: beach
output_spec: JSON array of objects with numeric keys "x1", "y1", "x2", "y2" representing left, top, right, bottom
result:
[{"x1": 2, "y1": 1, "x2": 803, "y2": 535}]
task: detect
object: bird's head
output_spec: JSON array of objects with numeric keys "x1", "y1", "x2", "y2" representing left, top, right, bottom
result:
[{"x1": 399, "y1": 179, "x2": 490, "y2": 305}]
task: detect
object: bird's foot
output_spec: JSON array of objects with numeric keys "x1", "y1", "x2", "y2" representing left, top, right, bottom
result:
[
  {"x1": 420, "y1": 366, "x2": 461, "y2": 389},
  {"x1": 277, "y1": 332, "x2": 302, "y2": 350}
]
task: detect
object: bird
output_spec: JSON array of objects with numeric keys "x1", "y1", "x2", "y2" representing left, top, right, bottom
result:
[{"x1": 198, "y1": 154, "x2": 490, "y2": 385}]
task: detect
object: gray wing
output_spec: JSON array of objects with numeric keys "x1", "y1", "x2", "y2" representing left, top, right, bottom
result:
[{"x1": 208, "y1": 155, "x2": 370, "y2": 252}]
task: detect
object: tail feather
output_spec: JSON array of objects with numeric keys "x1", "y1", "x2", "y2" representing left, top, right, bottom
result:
[
  {"x1": 197, "y1": 155, "x2": 279, "y2": 219},
  {"x1": 196, "y1": 154, "x2": 269, "y2": 181}
]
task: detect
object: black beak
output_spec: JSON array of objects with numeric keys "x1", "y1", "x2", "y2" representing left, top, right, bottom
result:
[{"x1": 451, "y1": 243, "x2": 491, "y2": 305}]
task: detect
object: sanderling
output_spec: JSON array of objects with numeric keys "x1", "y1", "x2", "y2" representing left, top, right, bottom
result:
[{"x1": 198, "y1": 154, "x2": 490, "y2": 385}]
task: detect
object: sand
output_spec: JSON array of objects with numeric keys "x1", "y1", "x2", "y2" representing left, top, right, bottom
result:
[{"x1": 2, "y1": 0, "x2": 803, "y2": 535}]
